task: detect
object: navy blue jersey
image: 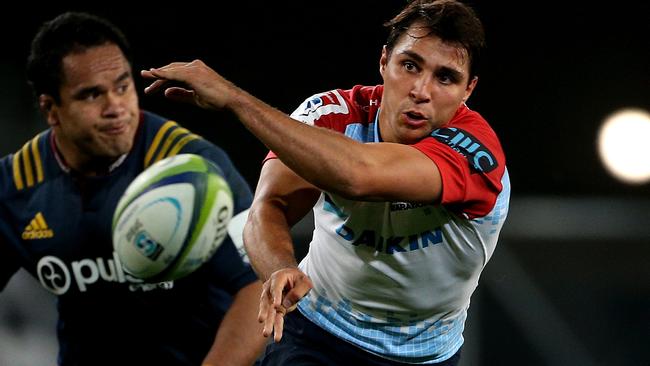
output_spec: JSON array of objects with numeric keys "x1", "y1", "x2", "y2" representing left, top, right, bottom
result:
[{"x1": 0, "y1": 111, "x2": 257, "y2": 365}]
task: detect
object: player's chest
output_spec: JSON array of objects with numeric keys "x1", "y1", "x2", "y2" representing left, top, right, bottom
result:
[{"x1": 11, "y1": 175, "x2": 134, "y2": 260}]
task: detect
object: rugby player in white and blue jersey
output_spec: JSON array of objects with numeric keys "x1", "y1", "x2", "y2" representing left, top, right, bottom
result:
[{"x1": 142, "y1": 1, "x2": 510, "y2": 365}]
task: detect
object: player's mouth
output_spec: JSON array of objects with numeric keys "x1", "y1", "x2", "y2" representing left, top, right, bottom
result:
[
  {"x1": 403, "y1": 111, "x2": 428, "y2": 128},
  {"x1": 101, "y1": 121, "x2": 129, "y2": 136}
]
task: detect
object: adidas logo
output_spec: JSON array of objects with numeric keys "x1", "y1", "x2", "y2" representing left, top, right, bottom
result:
[{"x1": 22, "y1": 212, "x2": 54, "y2": 240}]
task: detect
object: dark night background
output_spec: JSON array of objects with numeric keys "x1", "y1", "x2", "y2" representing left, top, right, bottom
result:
[{"x1": 0, "y1": 2, "x2": 649, "y2": 365}]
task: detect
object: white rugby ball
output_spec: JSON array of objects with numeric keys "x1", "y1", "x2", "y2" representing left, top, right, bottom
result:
[{"x1": 112, "y1": 154, "x2": 233, "y2": 281}]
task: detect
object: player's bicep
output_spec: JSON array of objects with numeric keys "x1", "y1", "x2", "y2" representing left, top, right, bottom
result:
[
  {"x1": 357, "y1": 142, "x2": 443, "y2": 203},
  {"x1": 254, "y1": 159, "x2": 321, "y2": 227}
]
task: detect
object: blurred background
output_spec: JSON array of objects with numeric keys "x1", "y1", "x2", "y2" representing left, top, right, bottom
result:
[{"x1": 1, "y1": 1, "x2": 648, "y2": 365}]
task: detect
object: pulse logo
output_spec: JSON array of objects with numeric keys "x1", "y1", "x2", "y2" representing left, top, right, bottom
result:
[{"x1": 36, "y1": 252, "x2": 170, "y2": 295}]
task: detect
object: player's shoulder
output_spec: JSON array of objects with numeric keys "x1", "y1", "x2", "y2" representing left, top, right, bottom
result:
[
  {"x1": 140, "y1": 110, "x2": 204, "y2": 169},
  {"x1": 445, "y1": 104, "x2": 503, "y2": 147},
  {"x1": 431, "y1": 104, "x2": 506, "y2": 173},
  {"x1": 139, "y1": 110, "x2": 234, "y2": 172},
  {"x1": 0, "y1": 130, "x2": 51, "y2": 198},
  {"x1": 290, "y1": 85, "x2": 383, "y2": 129}
]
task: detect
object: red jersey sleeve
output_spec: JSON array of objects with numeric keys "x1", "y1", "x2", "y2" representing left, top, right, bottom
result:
[{"x1": 412, "y1": 106, "x2": 506, "y2": 218}]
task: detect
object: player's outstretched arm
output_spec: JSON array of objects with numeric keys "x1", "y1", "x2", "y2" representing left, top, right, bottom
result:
[{"x1": 142, "y1": 61, "x2": 443, "y2": 204}]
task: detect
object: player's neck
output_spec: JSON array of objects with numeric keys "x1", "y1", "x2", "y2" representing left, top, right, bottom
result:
[{"x1": 51, "y1": 132, "x2": 126, "y2": 177}]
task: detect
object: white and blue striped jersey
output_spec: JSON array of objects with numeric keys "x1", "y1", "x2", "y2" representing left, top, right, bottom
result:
[{"x1": 271, "y1": 85, "x2": 509, "y2": 364}]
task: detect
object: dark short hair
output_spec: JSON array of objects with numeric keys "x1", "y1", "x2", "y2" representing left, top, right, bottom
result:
[
  {"x1": 26, "y1": 12, "x2": 132, "y2": 102},
  {"x1": 384, "y1": 0, "x2": 485, "y2": 80}
]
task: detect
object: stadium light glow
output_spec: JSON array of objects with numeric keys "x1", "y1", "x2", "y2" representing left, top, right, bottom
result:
[{"x1": 597, "y1": 108, "x2": 650, "y2": 184}]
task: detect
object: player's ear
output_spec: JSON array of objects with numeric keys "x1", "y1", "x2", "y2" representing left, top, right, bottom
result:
[
  {"x1": 462, "y1": 76, "x2": 478, "y2": 103},
  {"x1": 39, "y1": 94, "x2": 59, "y2": 127},
  {"x1": 379, "y1": 45, "x2": 388, "y2": 77}
]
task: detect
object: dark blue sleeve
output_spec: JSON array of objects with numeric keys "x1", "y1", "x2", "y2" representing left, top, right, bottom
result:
[
  {"x1": 202, "y1": 237, "x2": 258, "y2": 295},
  {"x1": 180, "y1": 139, "x2": 258, "y2": 293}
]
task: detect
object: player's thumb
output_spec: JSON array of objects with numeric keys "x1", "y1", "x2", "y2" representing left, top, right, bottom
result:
[{"x1": 281, "y1": 280, "x2": 312, "y2": 311}]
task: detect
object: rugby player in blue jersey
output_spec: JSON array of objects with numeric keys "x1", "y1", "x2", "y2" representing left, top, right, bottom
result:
[
  {"x1": 0, "y1": 12, "x2": 266, "y2": 365},
  {"x1": 143, "y1": 1, "x2": 510, "y2": 365}
]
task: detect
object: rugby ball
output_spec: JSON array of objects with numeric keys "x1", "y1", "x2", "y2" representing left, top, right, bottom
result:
[{"x1": 112, "y1": 154, "x2": 233, "y2": 281}]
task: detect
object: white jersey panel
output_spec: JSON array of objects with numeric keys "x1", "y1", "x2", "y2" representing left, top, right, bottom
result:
[{"x1": 298, "y1": 170, "x2": 510, "y2": 363}]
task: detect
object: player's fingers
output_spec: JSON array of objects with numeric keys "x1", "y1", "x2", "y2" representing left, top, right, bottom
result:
[
  {"x1": 147, "y1": 61, "x2": 205, "y2": 81},
  {"x1": 149, "y1": 62, "x2": 192, "y2": 73},
  {"x1": 258, "y1": 281, "x2": 272, "y2": 323},
  {"x1": 262, "y1": 305, "x2": 277, "y2": 338},
  {"x1": 273, "y1": 309, "x2": 286, "y2": 343},
  {"x1": 258, "y1": 300, "x2": 268, "y2": 323},
  {"x1": 269, "y1": 275, "x2": 288, "y2": 308},
  {"x1": 163, "y1": 87, "x2": 195, "y2": 103},
  {"x1": 143, "y1": 79, "x2": 167, "y2": 94},
  {"x1": 140, "y1": 69, "x2": 156, "y2": 79}
]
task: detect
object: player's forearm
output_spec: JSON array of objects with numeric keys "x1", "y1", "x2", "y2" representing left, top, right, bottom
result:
[
  {"x1": 243, "y1": 201, "x2": 298, "y2": 281},
  {"x1": 202, "y1": 281, "x2": 266, "y2": 366},
  {"x1": 228, "y1": 88, "x2": 369, "y2": 198}
]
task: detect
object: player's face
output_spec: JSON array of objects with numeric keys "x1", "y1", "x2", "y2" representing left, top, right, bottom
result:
[
  {"x1": 43, "y1": 43, "x2": 139, "y2": 170},
  {"x1": 378, "y1": 23, "x2": 477, "y2": 144}
]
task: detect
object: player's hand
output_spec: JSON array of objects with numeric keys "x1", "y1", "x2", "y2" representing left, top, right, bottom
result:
[
  {"x1": 141, "y1": 60, "x2": 237, "y2": 110},
  {"x1": 258, "y1": 268, "x2": 313, "y2": 342}
]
